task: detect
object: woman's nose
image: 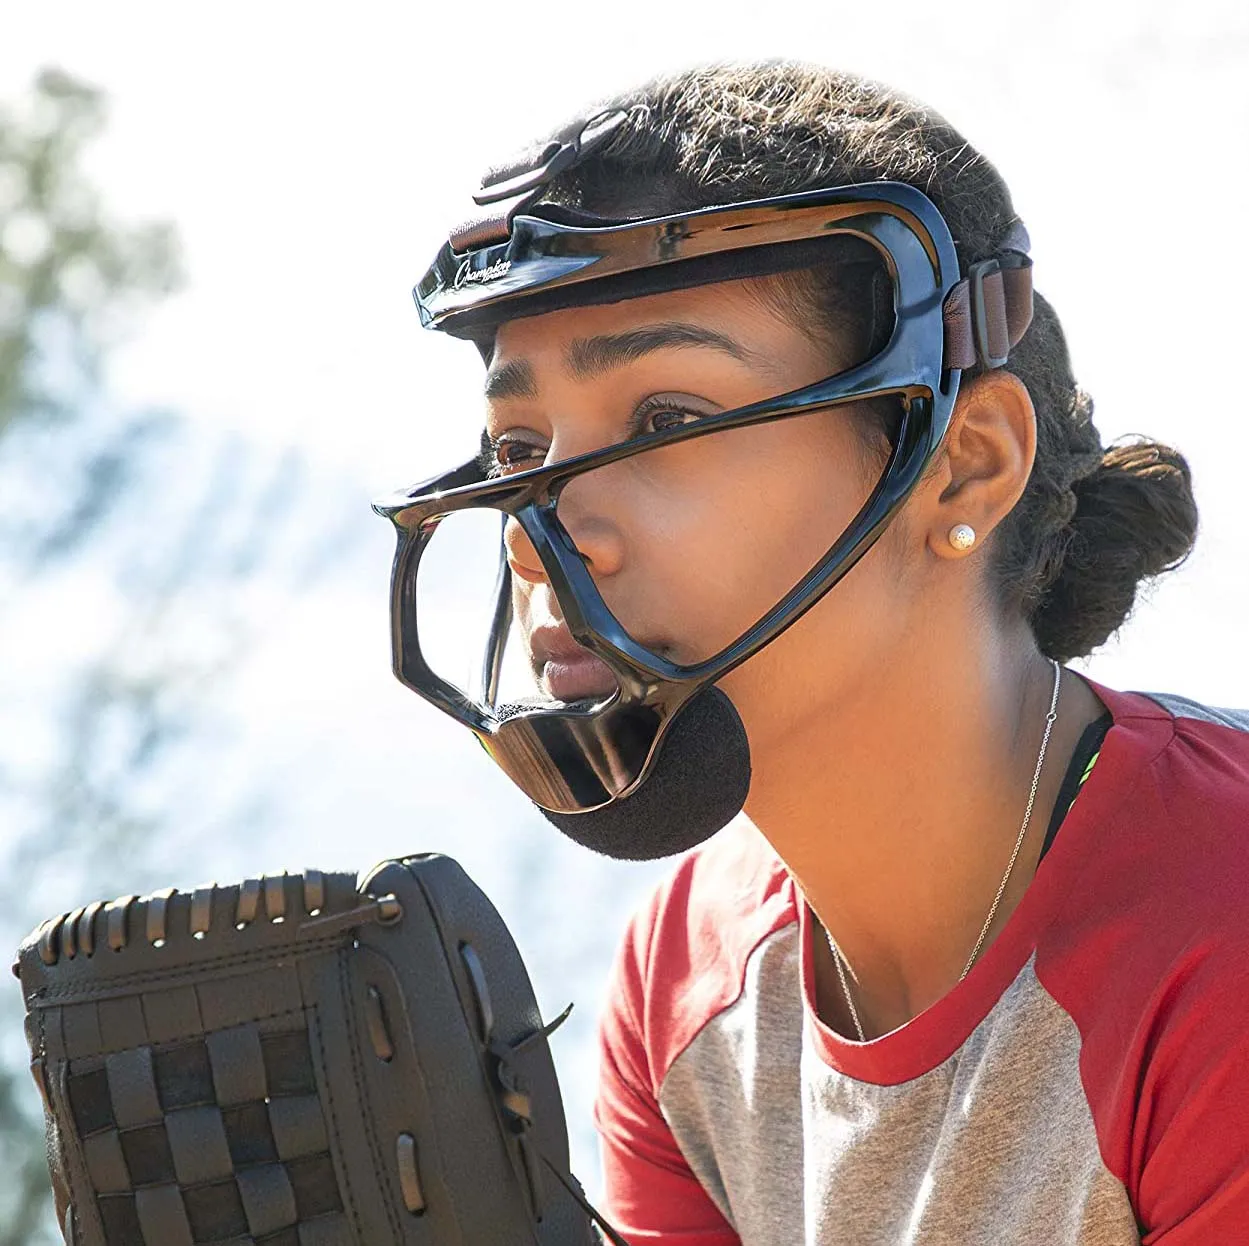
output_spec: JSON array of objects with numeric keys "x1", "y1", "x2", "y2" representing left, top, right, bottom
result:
[
  {"x1": 504, "y1": 477, "x2": 627, "y2": 584},
  {"x1": 504, "y1": 518, "x2": 546, "y2": 584}
]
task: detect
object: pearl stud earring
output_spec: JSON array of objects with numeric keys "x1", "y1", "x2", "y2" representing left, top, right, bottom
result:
[{"x1": 948, "y1": 523, "x2": 977, "y2": 552}]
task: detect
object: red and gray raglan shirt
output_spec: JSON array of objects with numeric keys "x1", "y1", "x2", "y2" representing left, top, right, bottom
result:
[{"x1": 594, "y1": 684, "x2": 1249, "y2": 1244}]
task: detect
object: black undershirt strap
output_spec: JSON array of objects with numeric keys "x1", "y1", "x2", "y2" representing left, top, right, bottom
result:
[{"x1": 1038, "y1": 712, "x2": 1114, "y2": 862}]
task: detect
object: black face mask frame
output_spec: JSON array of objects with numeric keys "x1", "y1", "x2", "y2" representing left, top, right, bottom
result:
[{"x1": 375, "y1": 179, "x2": 1009, "y2": 823}]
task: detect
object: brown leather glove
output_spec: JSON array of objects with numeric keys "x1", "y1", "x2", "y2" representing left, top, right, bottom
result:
[{"x1": 14, "y1": 854, "x2": 623, "y2": 1245}]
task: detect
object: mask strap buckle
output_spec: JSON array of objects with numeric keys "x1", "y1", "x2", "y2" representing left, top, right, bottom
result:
[
  {"x1": 943, "y1": 247, "x2": 1034, "y2": 372},
  {"x1": 449, "y1": 110, "x2": 628, "y2": 251}
]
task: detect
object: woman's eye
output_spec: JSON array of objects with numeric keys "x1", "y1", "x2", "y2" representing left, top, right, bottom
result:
[
  {"x1": 482, "y1": 435, "x2": 547, "y2": 477},
  {"x1": 647, "y1": 408, "x2": 695, "y2": 432},
  {"x1": 481, "y1": 398, "x2": 709, "y2": 478},
  {"x1": 639, "y1": 403, "x2": 705, "y2": 434}
]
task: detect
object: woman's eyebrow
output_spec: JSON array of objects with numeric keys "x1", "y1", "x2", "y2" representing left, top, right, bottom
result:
[
  {"x1": 483, "y1": 358, "x2": 538, "y2": 401},
  {"x1": 566, "y1": 322, "x2": 760, "y2": 380},
  {"x1": 483, "y1": 321, "x2": 764, "y2": 401}
]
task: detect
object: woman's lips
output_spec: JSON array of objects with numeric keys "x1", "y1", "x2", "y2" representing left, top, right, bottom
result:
[
  {"x1": 529, "y1": 623, "x2": 620, "y2": 702},
  {"x1": 541, "y1": 654, "x2": 619, "y2": 702}
]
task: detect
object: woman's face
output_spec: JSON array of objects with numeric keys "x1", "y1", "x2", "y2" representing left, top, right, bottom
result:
[{"x1": 484, "y1": 278, "x2": 930, "y2": 755}]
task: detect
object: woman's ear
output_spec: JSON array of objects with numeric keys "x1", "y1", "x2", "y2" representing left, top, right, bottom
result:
[{"x1": 922, "y1": 370, "x2": 1036, "y2": 561}]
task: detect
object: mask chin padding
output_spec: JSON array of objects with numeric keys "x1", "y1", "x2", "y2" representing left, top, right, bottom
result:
[{"x1": 540, "y1": 686, "x2": 751, "y2": 860}]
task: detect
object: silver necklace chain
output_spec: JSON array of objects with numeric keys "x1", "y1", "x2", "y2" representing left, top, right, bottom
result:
[{"x1": 826, "y1": 660, "x2": 1062, "y2": 1043}]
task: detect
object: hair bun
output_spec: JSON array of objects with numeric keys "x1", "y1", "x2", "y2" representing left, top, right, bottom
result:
[{"x1": 1032, "y1": 438, "x2": 1198, "y2": 661}]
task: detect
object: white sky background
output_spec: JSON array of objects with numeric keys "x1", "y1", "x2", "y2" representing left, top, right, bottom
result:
[{"x1": 4, "y1": 0, "x2": 1248, "y2": 1193}]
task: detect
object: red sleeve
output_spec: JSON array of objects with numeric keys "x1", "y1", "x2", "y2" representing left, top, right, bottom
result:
[
  {"x1": 1036, "y1": 696, "x2": 1249, "y2": 1243},
  {"x1": 593, "y1": 828, "x2": 794, "y2": 1243},
  {"x1": 1133, "y1": 937, "x2": 1249, "y2": 1243},
  {"x1": 594, "y1": 883, "x2": 740, "y2": 1245}
]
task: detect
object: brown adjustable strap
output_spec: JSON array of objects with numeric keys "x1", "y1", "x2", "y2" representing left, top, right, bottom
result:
[
  {"x1": 942, "y1": 257, "x2": 1034, "y2": 370},
  {"x1": 449, "y1": 194, "x2": 536, "y2": 253},
  {"x1": 450, "y1": 109, "x2": 628, "y2": 254}
]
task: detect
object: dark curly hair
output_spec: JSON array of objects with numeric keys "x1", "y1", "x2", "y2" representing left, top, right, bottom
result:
[{"x1": 517, "y1": 61, "x2": 1198, "y2": 662}]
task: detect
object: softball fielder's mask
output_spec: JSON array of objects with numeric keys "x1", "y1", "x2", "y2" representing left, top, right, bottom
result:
[{"x1": 375, "y1": 109, "x2": 1035, "y2": 860}]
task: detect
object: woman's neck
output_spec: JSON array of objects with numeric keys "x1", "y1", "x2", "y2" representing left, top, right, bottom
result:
[{"x1": 741, "y1": 624, "x2": 1106, "y2": 1039}]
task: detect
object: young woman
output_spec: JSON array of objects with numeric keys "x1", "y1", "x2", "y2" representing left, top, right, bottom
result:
[{"x1": 381, "y1": 63, "x2": 1249, "y2": 1243}]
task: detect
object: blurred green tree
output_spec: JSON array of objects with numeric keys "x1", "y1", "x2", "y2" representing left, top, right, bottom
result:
[
  {"x1": 0, "y1": 66, "x2": 188, "y2": 1245},
  {"x1": 0, "y1": 68, "x2": 333, "y2": 1243},
  {"x1": 0, "y1": 66, "x2": 185, "y2": 1245},
  {"x1": 0, "y1": 68, "x2": 177, "y2": 435}
]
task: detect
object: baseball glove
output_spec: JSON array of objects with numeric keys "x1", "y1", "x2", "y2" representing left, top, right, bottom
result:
[{"x1": 14, "y1": 853, "x2": 627, "y2": 1246}]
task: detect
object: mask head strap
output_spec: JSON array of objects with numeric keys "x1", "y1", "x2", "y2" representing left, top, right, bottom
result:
[
  {"x1": 942, "y1": 219, "x2": 1034, "y2": 370},
  {"x1": 448, "y1": 110, "x2": 629, "y2": 253}
]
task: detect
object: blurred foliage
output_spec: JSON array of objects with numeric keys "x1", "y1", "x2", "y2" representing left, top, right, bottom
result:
[
  {"x1": 0, "y1": 68, "x2": 182, "y2": 591},
  {"x1": 0, "y1": 66, "x2": 186, "y2": 1246},
  {"x1": 0, "y1": 69, "x2": 332, "y2": 1243},
  {"x1": 0, "y1": 66, "x2": 179, "y2": 438}
]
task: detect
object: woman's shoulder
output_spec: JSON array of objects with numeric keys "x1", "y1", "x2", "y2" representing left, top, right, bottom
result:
[
  {"x1": 1136, "y1": 691, "x2": 1249, "y2": 735},
  {"x1": 1123, "y1": 686, "x2": 1249, "y2": 839},
  {"x1": 1085, "y1": 681, "x2": 1249, "y2": 836},
  {"x1": 630, "y1": 817, "x2": 797, "y2": 958},
  {"x1": 1096, "y1": 680, "x2": 1249, "y2": 741},
  {"x1": 602, "y1": 820, "x2": 798, "y2": 1088},
  {"x1": 1052, "y1": 684, "x2": 1249, "y2": 922},
  {"x1": 1037, "y1": 686, "x2": 1249, "y2": 1227},
  {"x1": 1038, "y1": 682, "x2": 1249, "y2": 1039}
]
